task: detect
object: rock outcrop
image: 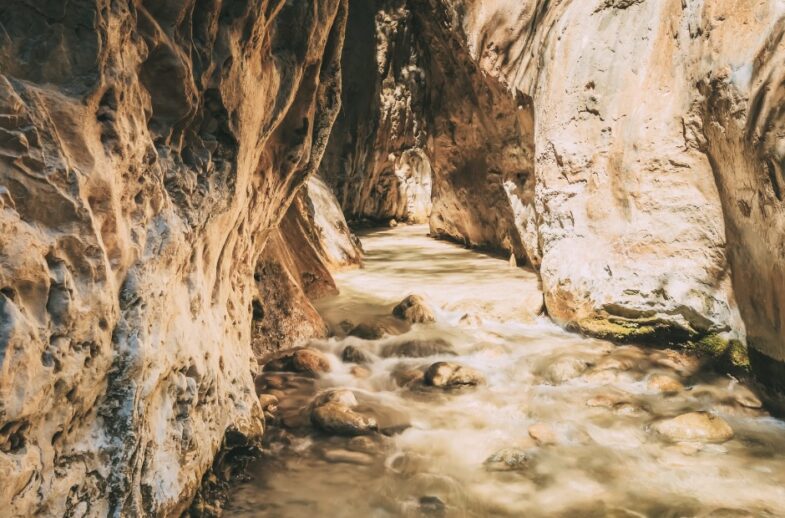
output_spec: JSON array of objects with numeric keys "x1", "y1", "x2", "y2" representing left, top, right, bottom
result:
[{"x1": 0, "y1": 0, "x2": 349, "y2": 515}]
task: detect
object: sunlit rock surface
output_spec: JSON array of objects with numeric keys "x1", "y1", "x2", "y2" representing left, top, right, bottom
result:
[
  {"x1": 0, "y1": 0, "x2": 349, "y2": 514},
  {"x1": 324, "y1": 1, "x2": 785, "y2": 376}
]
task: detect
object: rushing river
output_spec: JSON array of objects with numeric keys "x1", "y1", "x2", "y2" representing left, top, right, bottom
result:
[{"x1": 226, "y1": 225, "x2": 785, "y2": 517}]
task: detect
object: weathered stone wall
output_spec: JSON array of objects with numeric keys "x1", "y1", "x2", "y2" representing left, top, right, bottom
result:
[
  {"x1": 0, "y1": 0, "x2": 348, "y2": 515},
  {"x1": 438, "y1": 0, "x2": 783, "y2": 374}
]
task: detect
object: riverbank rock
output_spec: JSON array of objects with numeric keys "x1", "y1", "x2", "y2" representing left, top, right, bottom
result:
[
  {"x1": 264, "y1": 348, "x2": 332, "y2": 377},
  {"x1": 310, "y1": 390, "x2": 378, "y2": 436},
  {"x1": 381, "y1": 338, "x2": 455, "y2": 358},
  {"x1": 424, "y1": 362, "x2": 485, "y2": 389},
  {"x1": 393, "y1": 295, "x2": 436, "y2": 324},
  {"x1": 651, "y1": 412, "x2": 734, "y2": 443}
]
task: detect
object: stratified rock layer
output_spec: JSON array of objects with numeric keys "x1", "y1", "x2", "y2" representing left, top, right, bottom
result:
[{"x1": 0, "y1": 0, "x2": 348, "y2": 515}]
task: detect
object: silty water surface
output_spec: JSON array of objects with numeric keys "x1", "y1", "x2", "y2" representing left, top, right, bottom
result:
[{"x1": 226, "y1": 225, "x2": 785, "y2": 517}]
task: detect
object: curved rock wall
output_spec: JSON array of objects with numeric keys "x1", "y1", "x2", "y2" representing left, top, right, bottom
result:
[
  {"x1": 0, "y1": 0, "x2": 348, "y2": 515},
  {"x1": 440, "y1": 0, "x2": 784, "y2": 368},
  {"x1": 321, "y1": 0, "x2": 538, "y2": 263}
]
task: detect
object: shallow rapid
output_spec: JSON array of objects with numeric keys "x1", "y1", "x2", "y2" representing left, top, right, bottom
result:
[{"x1": 226, "y1": 225, "x2": 785, "y2": 517}]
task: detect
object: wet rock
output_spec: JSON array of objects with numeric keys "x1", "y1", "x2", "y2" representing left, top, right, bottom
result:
[
  {"x1": 347, "y1": 436, "x2": 381, "y2": 454},
  {"x1": 264, "y1": 347, "x2": 331, "y2": 377},
  {"x1": 349, "y1": 320, "x2": 407, "y2": 340},
  {"x1": 311, "y1": 402, "x2": 378, "y2": 436},
  {"x1": 342, "y1": 345, "x2": 373, "y2": 364},
  {"x1": 647, "y1": 374, "x2": 685, "y2": 394},
  {"x1": 484, "y1": 448, "x2": 536, "y2": 472},
  {"x1": 258, "y1": 394, "x2": 279, "y2": 412},
  {"x1": 651, "y1": 412, "x2": 734, "y2": 443},
  {"x1": 381, "y1": 338, "x2": 455, "y2": 358},
  {"x1": 651, "y1": 349, "x2": 702, "y2": 376},
  {"x1": 458, "y1": 313, "x2": 482, "y2": 328},
  {"x1": 388, "y1": 218, "x2": 399, "y2": 228},
  {"x1": 419, "y1": 496, "x2": 446, "y2": 516},
  {"x1": 528, "y1": 423, "x2": 557, "y2": 446},
  {"x1": 390, "y1": 365, "x2": 426, "y2": 387},
  {"x1": 586, "y1": 390, "x2": 631, "y2": 409},
  {"x1": 313, "y1": 389, "x2": 358, "y2": 408},
  {"x1": 321, "y1": 448, "x2": 374, "y2": 465},
  {"x1": 730, "y1": 385, "x2": 762, "y2": 409},
  {"x1": 540, "y1": 356, "x2": 592, "y2": 384},
  {"x1": 350, "y1": 365, "x2": 372, "y2": 379},
  {"x1": 392, "y1": 295, "x2": 436, "y2": 324},
  {"x1": 424, "y1": 362, "x2": 485, "y2": 389}
]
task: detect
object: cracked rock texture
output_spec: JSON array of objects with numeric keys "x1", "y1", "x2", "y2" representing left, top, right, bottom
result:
[
  {"x1": 328, "y1": 1, "x2": 784, "y2": 372},
  {"x1": 0, "y1": 0, "x2": 349, "y2": 515}
]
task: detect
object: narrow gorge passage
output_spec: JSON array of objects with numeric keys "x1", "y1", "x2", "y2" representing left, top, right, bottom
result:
[{"x1": 227, "y1": 226, "x2": 785, "y2": 517}]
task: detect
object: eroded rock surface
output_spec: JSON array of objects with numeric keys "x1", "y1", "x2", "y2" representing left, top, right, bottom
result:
[
  {"x1": 0, "y1": 0, "x2": 349, "y2": 515},
  {"x1": 322, "y1": 1, "x2": 785, "y2": 386}
]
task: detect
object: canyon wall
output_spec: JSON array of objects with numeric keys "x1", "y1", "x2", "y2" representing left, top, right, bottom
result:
[
  {"x1": 321, "y1": 0, "x2": 538, "y2": 263},
  {"x1": 430, "y1": 0, "x2": 784, "y2": 380},
  {"x1": 0, "y1": 0, "x2": 350, "y2": 515},
  {"x1": 322, "y1": 0, "x2": 784, "y2": 382}
]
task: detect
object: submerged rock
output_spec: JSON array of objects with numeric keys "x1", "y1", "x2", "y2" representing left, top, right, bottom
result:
[
  {"x1": 419, "y1": 496, "x2": 447, "y2": 516},
  {"x1": 647, "y1": 374, "x2": 685, "y2": 394},
  {"x1": 381, "y1": 338, "x2": 455, "y2": 358},
  {"x1": 540, "y1": 356, "x2": 592, "y2": 384},
  {"x1": 424, "y1": 362, "x2": 485, "y2": 389},
  {"x1": 342, "y1": 345, "x2": 373, "y2": 364},
  {"x1": 484, "y1": 448, "x2": 537, "y2": 472},
  {"x1": 528, "y1": 423, "x2": 557, "y2": 446},
  {"x1": 321, "y1": 448, "x2": 374, "y2": 465},
  {"x1": 390, "y1": 365, "x2": 426, "y2": 387},
  {"x1": 311, "y1": 402, "x2": 378, "y2": 436},
  {"x1": 392, "y1": 295, "x2": 436, "y2": 324},
  {"x1": 651, "y1": 412, "x2": 734, "y2": 443},
  {"x1": 349, "y1": 320, "x2": 407, "y2": 340},
  {"x1": 264, "y1": 347, "x2": 331, "y2": 377}
]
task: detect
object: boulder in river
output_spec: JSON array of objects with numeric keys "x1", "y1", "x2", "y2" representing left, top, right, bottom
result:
[
  {"x1": 264, "y1": 347, "x2": 331, "y2": 377},
  {"x1": 647, "y1": 374, "x2": 684, "y2": 394},
  {"x1": 392, "y1": 295, "x2": 436, "y2": 324},
  {"x1": 342, "y1": 345, "x2": 373, "y2": 364},
  {"x1": 539, "y1": 356, "x2": 592, "y2": 384},
  {"x1": 349, "y1": 320, "x2": 408, "y2": 340},
  {"x1": 424, "y1": 362, "x2": 485, "y2": 389},
  {"x1": 484, "y1": 448, "x2": 537, "y2": 472},
  {"x1": 651, "y1": 412, "x2": 734, "y2": 443},
  {"x1": 311, "y1": 401, "x2": 378, "y2": 436},
  {"x1": 381, "y1": 338, "x2": 455, "y2": 358}
]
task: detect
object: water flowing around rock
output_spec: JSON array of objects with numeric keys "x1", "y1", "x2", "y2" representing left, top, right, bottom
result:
[{"x1": 227, "y1": 226, "x2": 785, "y2": 517}]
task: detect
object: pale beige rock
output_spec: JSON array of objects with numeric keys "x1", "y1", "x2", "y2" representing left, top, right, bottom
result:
[
  {"x1": 652, "y1": 412, "x2": 734, "y2": 444},
  {"x1": 647, "y1": 375, "x2": 685, "y2": 395},
  {"x1": 424, "y1": 362, "x2": 485, "y2": 389},
  {"x1": 528, "y1": 423, "x2": 557, "y2": 446},
  {"x1": 0, "y1": 1, "x2": 349, "y2": 514}
]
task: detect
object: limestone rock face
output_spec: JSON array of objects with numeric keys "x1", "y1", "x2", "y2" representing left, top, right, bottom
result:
[
  {"x1": 431, "y1": 0, "x2": 783, "y2": 370},
  {"x1": 319, "y1": 0, "x2": 433, "y2": 224},
  {"x1": 0, "y1": 0, "x2": 348, "y2": 515},
  {"x1": 321, "y1": 0, "x2": 536, "y2": 267}
]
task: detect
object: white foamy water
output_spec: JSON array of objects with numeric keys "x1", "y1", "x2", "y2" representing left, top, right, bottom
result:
[{"x1": 226, "y1": 225, "x2": 785, "y2": 517}]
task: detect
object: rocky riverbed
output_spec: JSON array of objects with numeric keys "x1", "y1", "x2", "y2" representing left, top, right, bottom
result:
[{"x1": 225, "y1": 226, "x2": 785, "y2": 517}]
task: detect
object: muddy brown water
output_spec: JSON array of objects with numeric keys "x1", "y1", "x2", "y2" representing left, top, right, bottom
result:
[{"x1": 226, "y1": 225, "x2": 785, "y2": 517}]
